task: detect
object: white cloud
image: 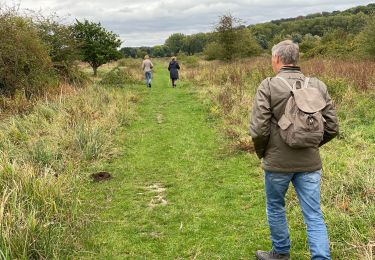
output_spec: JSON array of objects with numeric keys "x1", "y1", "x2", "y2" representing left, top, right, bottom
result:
[{"x1": 3, "y1": 0, "x2": 373, "y2": 46}]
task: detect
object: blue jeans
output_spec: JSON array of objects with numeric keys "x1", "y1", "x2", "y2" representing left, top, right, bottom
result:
[
  {"x1": 145, "y1": 71, "x2": 152, "y2": 86},
  {"x1": 265, "y1": 170, "x2": 330, "y2": 259}
]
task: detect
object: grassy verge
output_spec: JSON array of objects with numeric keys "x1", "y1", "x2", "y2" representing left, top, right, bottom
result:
[
  {"x1": 181, "y1": 57, "x2": 375, "y2": 259},
  {"x1": 75, "y1": 61, "x2": 271, "y2": 259},
  {"x1": 0, "y1": 79, "x2": 139, "y2": 258}
]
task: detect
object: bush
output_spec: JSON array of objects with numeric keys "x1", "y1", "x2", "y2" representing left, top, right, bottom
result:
[
  {"x1": 35, "y1": 16, "x2": 88, "y2": 85},
  {"x1": 299, "y1": 34, "x2": 321, "y2": 54},
  {"x1": 177, "y1": 54, "x2": 200, "y2": 67},
  {"x1": 358, "y1": 16, "x2": 375, "y2": 59},
  {"x1": 234, "y1": 28, "x2": 262, "y2": 58},
  {"x1": 321, "y1": 77, "x2": 351, "y2": 103},
  {"x1": 303, "y1": 30, "x2": 356, "y2": 58},
  {"x1": 99, "y1": 67, "x2": 140, "y2": 86},
  {"x1": 54, "y1": 63, "x2": 89, "y2": 86},
  {"x1": 117, "y1": 58, "x2": 130, "y2": 67},
  {"x1": 0, "y1": 12, "x2": 57, "y2": 98},
  {"x1": 204, "y1": 42, "x2": 225, "y2": 60}
]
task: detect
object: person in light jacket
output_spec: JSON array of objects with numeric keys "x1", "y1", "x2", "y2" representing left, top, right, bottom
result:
[
  {"x1": 168, "y1": 57, "x2": 180, "y2": 88},
  {"x1": 250, "y1": 40, "x2": 339, "y2": 260},
  {"x1": 142, "y1": 55, "x2": 153, "y2": 88}
]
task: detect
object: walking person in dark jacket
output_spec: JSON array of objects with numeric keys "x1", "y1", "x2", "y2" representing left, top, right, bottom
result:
[
  {"x1": 168, "y1": 57, "x2": 180, "y2": 88},
  {"x1": 250, "y1": 40, "x2": 339, "y2": 260}
]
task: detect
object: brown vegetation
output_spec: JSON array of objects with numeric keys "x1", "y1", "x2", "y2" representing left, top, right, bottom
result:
[{"x1": 302, "y1": 58, "x2": 375, "y2": 90}]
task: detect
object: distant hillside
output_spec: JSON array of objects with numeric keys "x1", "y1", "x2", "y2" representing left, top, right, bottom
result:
[
  {"x1": 249, "y1": 3, "x2": 374, "y2": 49},
  {"x1": 268, "y1": 3, "x2": 375, "y2": 24},
  {"x1": 121, "y1": 3, "x2": 375, "y2": 59}
]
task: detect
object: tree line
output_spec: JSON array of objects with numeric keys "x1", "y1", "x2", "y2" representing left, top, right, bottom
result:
[
  {"x1": 120, "y1": 3, "x2": 375, "y2": 60},
  {"x1": 120, "y1": 15, "x2": 261, "y2": 61}
]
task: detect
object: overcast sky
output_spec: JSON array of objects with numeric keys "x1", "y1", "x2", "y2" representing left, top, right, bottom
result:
[{"x1": 4, "y1": 0, "x2": 374, "y2": 47}]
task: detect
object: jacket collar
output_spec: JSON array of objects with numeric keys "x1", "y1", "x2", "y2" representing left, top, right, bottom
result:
[
  {"x1": 277, "y1": 66, "x2": 305, "y2": 80},
  {"x1": 279, "y1": 65, "x2": 301, "y2": 72}
]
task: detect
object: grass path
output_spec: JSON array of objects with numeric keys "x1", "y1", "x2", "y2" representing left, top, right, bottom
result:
[{"x1": 76, "y1": 62, "x2": 271, "y2": 259}]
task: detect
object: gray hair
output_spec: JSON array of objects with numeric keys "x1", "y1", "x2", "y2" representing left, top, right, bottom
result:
[{"x1": 271, "y1": 40, "x2": 299, "y2": 65}]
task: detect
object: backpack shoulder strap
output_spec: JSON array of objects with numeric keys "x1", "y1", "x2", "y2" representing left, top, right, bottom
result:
[
  {"x1": 277, "y1": 76, "x2": 311, "y2": 90},
  {"x1": 275, "y1": 76, "x2": 293, "y2": 91},
  {"x1": 303, "y1": 77, "x2": 310, "y2": 88}
]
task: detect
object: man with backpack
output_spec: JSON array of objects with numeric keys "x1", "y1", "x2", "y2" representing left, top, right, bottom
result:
[{"x1": 250, "y1": 40, "x2": 339, "y2": 260}]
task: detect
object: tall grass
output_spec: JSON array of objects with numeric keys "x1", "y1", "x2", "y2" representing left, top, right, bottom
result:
[
  {"x1": 302, "y1": 58, "x2": 375, "y2": 90},
  {"x1": 0, "y1": 83, "x2": 138, "y2": 258},
  {"x1": 111, "y1": 58, "x2": 144, "y2": 83},
  {"x1": 182, "y1": 57, "x2": 375, "y2": 259}
]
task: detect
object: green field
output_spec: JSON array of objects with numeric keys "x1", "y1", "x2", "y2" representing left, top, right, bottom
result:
[{"x1": 75, "y1": 62, "x2": 274, "y2": 259}]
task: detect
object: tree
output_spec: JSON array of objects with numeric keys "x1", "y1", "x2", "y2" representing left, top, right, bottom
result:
[
  {"x1": 235, "y1": 28, "x2": 262, "y2": 58},
  {"x1": 299, "y1": 34, "x2": 321, "y2": 53},
  {"x1": 120, "y1": 47, "x2": 137, "y2": 58},
  {"x1": 360, "y1": 15, "x2": 375, "y2": 58},
  {"x1": 151, "y1": 45, "x2": 170, "y2": 57},
  {"x1": 36, "y1": 19, "x2": 79, "y2": 66},
  {"x1": 136, "y1": 48, "x2": 147, "y2": 59},
  {"x1": 213, "y1": 14, "x2": 261, "y2": 60},
  {"x1": 73, "y1": 19, "x2": 122, "y2": 76},
  {"x1": 34, "y1": 16, "x2": 84, "y2": 84},
  {"x1": 182, "y1": 33, "x2": 208, "y2": 55},
  {"x1": 203, "y1": 42, "x2": 225, "y2": 60},
  {"x1": 290, "y1": 32, "x2": 303, "y2": 43},
  {"x1": 216, "y1": 14, "x2": 239, "y2": 60},
  {"x1": 165, "y1": 33, "x2": 185, "y2": 55},
  {"x1": 255, "y1": 34, "x2": 269, "y2": 49}
]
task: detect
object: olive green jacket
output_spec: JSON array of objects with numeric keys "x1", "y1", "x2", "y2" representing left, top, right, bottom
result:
[{"x1": 249, "y1": 67, "x2": 339, "y2": 173}]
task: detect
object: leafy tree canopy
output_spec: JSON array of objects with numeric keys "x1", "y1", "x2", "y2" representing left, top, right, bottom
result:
[
  {"x1": 165, "y1": 33, "x2": 185, "y2": 55},
  {"x1": 73, "y1": 19, "x2": 122, "y2": 75}
]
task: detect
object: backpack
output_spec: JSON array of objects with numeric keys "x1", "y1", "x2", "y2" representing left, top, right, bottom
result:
[{"x1": 274, "y1": 76, "x2": 327, "y2": 148}]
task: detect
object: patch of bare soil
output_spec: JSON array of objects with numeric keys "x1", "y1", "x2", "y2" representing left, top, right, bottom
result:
[
  {"x1": 146, "y1": 183, "x2": 168, "y2": 208},
  {"x1": 156, "y1": 113, "x2": 164, "y2": 124},
  {"x1": 91, "y1": 171, "x2": 112, "y2": 182}
]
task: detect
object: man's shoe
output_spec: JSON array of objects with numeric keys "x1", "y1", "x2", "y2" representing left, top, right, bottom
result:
[
  {"x1": 256, "y1": 250, "x2": 290, "y2": 260},
  {"x1": 149, "y1": 83, "x2": 151, "y2": 88}
]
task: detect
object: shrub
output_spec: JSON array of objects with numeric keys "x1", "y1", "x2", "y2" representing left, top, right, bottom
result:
[
  {"x1": 177, "y1": 54, "x2": 200, "y2": 67},
  {"x1": 99, "y1": 67, "x2": 140, "y2": 86},
  {"x1": 299, "y1": 34, "x2": 321, "y2": 54},
  {"x1": 321, "y1": 77, "x2": 351, "y2": 103},
  {"x1": 234, "y1": 28, "x2": 262, "y2": 58},
  {"x1": 35, "y1": 16, "x2": 88, "y2": 86},
  {"x1": 55, "y1": 63, "x2": 89, "y2": 86},
  {"x1": 0, "y1": 12, "x2": 58, "y2": 98},
  {"x1": 358, "y1": 15, "x2": 375, "y2": 59},
  {"x1": 117, "y1": 58, "x2": 130, "y2": 67},
  {"x1": 203, "y1": 42, "x2": 225, "y2": 60}
]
